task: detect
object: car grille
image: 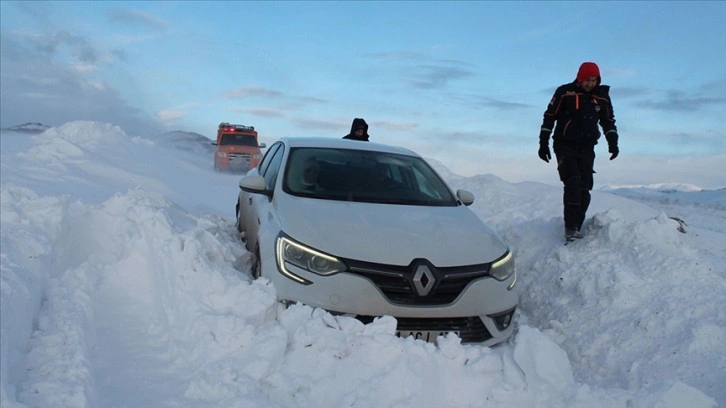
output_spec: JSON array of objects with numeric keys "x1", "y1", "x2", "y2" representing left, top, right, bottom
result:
[
  {"x1": 357, "y1": 315, "x2": 494, "y2": 343},
  {"x1": 345, "y1": 259, "x2": 491, "y2": 306},
  {"x1": 229, "y1": 152, "x2": 251, "y2": 166},
  {"x1": 229, "y1": 152, "x2": 251, "y2": 160},
  {"x1": 227, "y1": 153, "x2": 251, "y2": 169}
]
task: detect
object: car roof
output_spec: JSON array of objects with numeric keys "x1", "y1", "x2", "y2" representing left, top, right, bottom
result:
[{"x1": 276, "y1": 137, "x2": 420, "y2": 157}]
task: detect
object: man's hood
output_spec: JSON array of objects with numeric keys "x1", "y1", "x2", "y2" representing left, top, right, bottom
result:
[
  {"x1": 576, "y1": 61, "x2": 601, "y2": 86},
  {"x1": 349, "y1": 118, "x2": 368, "y2": 134}
]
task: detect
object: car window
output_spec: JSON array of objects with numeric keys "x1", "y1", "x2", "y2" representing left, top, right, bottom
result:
[
  {"x1": 258, "y1": 142, "x2": 281, "y2": 176},
  {"x1": 263, "y1": 143, "x2": 285, "y2": 191},
  {"x1": 219, "y1": 134, "x2": 258, "y2": 147},
  {"x1": 283, "y1": 147, "x2": 457, "y2": 206}
]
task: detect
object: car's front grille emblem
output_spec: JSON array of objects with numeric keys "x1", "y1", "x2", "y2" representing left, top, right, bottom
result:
[
  {"x1": 346, "y1": 259, "x2": 490, "y2": 305},
  {"x1": 412, "y1": 265, "x2": 435, "y2": 296}
]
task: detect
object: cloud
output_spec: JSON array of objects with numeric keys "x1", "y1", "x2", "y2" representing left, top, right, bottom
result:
[
  {"x1": 107, "y1": 8, "x2": 168, "y2": 31},
  {"x1": 12, "y1": 1, "x2": 54, "y2": 28},
  {"x1": 155, "y1": 103, "x2": 202, "y2": 125},
  {"x1": 604, "y1": 67, "x2": 637, "y2": 79},
  {"x1": 368, "y1": 51, "x2": 428, "y2": 61},
  {"x1": 612, "y1": 86, "x2": 650, "y2": 99},
  {"x1": 450, "y1": 94, "x2": 531, "y2": 110},
  {"x1": 16, "y1": 29, "x2": 106, "y2": 67},
  {"x1": 156, "y1": 109, "x2": 186, "y2": 123},
  {"x1": 642, "y1": 90, "x2": 726, "y2": 112},
  {"x1": 232, "y1": 107, "x2": 286, "y2": 118},
  {"x1": 224, "y1": 87, "x2": 284, "y2": 99},
  {"x1": 367, "y1": 51, "x2": 470, "y2": 67},
  {"x1": 110, "y1": 48, "x2": 128, "y2": 62},
  {"x1": 291, "y1": 118, "x2": 345, "y2": 131},
  {"x1": 429, "y1": 44, "x2": 456, "y2": 52},
  {"x1": 224, "y1": 89, "x2": 327, "y2": 115},
  {"x1": 408, "y1": 64, "x2": 476, "y2": 89},
  {"x1": 293, "y1": 96, "x2": 328, "y2": 105},
  {"x1": 0, "y1": 32, "x2": 159, "y2": 135},
  {"x1": 416, "y1": 128, "x2": 510, "y2": 147},
  {"x1": 367, "y1": 51, "x2": 476, "y2": 90},
  {"x1": 641, "y1": 129, "x2": 726, "y2": 155},
  {"x1": 697, "y1": 78, "x2": 726, "y2": 94},
  {"x1": 370, "y1": 120, "x2": 418, "y2": 132}
]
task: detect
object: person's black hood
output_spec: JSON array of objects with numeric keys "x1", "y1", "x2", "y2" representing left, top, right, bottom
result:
[
  {"x1": 343, "y1": 118, "x2": 370, "y2": 141},
  {"x1": 350, "y1": 118, "x2": 368, "y2": 134}
]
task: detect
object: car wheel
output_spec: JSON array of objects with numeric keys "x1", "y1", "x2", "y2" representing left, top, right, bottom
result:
[{"x1": 252, "y1": 245, "x2": 262, "y2": 279}]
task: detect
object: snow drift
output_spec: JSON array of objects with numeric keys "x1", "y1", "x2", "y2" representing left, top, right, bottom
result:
[{"x1": 1, "y1": 121, "x2": 723, "y2": 407}]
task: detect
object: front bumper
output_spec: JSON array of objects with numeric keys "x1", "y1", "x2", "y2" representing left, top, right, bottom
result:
[
  {"x1": 262, "y1": 251, "x2": 518, "y2": 345},
  {"x1": 215, "y1": 154, "x2": 255, "y2": 171}
]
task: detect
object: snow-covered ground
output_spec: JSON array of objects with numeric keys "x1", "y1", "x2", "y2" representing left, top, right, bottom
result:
[{"x1": 1, "y1": 121, "x2": 724, "y2": 408}]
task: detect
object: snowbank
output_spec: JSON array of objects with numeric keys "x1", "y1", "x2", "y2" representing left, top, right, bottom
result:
[{"x1": 1, "y1": 121, "x2": 722, "y2": 407}]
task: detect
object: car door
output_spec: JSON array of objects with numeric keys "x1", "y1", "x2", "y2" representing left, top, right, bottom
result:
[
  {"x1": 244, "y1": 142, "x2": 285, "y2": 252},
  {"x1": 239, "y1": 142, "x2": 281, "y2": 247}
]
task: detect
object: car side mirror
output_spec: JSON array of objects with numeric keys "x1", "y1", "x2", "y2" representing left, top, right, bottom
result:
[
  {"x1": 212, "y1": 141, "x2": 218, "y2": 146},
  {"x1": 259, "y1": 142, "x2": 267, "y2": 149},
  {"x1": 456, "y1": 189, "x2": 475, "y2": 206},
  {"x1": 239, "y1": 174, "x2": 272, "y2": 198}
]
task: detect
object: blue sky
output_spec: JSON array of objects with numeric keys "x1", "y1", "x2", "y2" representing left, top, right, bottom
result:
[{"x1": 1, "y1": 1, "x2": 724, "y2": 187}]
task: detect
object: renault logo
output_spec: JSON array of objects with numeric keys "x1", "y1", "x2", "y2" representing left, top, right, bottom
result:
[{"x1": 412, "y1": 264, "x2": 435, "y2": 296}]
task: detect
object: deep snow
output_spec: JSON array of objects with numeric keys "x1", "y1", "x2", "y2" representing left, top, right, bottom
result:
[{"x1": 1, "y1": 121, "x2": 724, "y2": 408}]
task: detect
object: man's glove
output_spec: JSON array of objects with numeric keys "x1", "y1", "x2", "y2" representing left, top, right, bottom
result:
[
  {"x1": 538, "y1": 129, "x2": 551, "y2": 163},
  {"x1": 606, "y1": 131, "x2": 619, "y2": 160},
  {"x1": 538, "y1": 143, "x2": 552, "y2": 163},
  {"x1": 608, "y1": 144, "x2": 619, "y2": 160}
]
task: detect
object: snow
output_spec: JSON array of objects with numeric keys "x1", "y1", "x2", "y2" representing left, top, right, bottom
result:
[{"x1": 1, "y1": 121, "x2": 724, "y2": 408}]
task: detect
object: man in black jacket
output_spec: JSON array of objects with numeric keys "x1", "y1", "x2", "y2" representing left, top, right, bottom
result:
[
  {"x1": 538, "y1": 62, "x2": 619, "y2": 243},
  {"x1": 343, "y1": 118, "x2": 370, "y2": 141}
]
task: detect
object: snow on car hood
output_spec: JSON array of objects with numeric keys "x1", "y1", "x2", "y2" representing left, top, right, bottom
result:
[{"x1": 277, "y1": 194, "x2": 508, "y2": 267}]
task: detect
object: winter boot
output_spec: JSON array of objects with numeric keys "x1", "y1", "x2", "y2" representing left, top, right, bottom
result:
[{"x1": 565, "y1": 228, "x2": 584, "y2": 244}]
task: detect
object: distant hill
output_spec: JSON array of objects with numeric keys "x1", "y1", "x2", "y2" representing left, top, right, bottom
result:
[
  {"x1": 149, "y1": 130, "x2": 216, "y2": 156},
  {"x1": 604, "y1": 185, "x2": 726, "y2": 207},
  {"x1": 2, "y1": 122, "x2": 51, "y2": 133}
]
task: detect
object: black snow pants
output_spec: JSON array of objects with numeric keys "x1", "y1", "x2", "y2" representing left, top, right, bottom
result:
[{"x1": 553, "y1": 141, "x2": 595, "y2": 231}]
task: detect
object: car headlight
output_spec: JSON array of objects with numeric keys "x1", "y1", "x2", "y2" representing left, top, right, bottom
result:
[
  {"x1": 490, "y1": 250, "x2": 515, "y2": 282},
  {"x1": 276, "y1": 235, "x2": 347, "y2": 284},
  {"x1": 216, "y1": 151, "x2": 227, "y2": 158}
]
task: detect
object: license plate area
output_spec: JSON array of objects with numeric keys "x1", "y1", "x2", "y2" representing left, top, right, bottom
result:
[{"x1": 396, "y1": 330, "x2": 460, "y2": 343}]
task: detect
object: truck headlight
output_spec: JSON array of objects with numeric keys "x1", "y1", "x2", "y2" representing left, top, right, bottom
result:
[
  {"x1": 490, "y1": 250, "x2": 515, "y2": 282},
  {"x1": 216, "y1": 152, "x2": 227, "y2": 158},
  {"x1": 276, "y1": 235, "x2": 347, "y2": 283}
]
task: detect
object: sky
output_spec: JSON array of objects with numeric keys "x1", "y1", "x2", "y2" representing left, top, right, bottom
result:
[
  {"x1": 1, "y1": 121, "x2": 724, "y2": 407},
  {"x1": 1, "y1": 1, "x2": 725, "y2": 188}
]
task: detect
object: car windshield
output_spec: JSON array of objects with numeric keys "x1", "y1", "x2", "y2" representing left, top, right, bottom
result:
[
  {"x1": 283, "y1": 147, "x2": 458, "y2": 206},
  {"x1": 219, "y1": 134, "x2": 258, "y2": 147}
]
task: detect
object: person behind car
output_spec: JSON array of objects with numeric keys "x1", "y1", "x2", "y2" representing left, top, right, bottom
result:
[
  {"x1": 343, "y1": 118, "x2": 370, "y2": 141},
  {"x1": 538, "y1": 61, "x2": 620, "y2": 243}
]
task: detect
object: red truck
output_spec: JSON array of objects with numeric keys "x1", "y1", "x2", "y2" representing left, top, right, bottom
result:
[{"x1": 213, "y1": 122, "x2": 266, "y2": 172}]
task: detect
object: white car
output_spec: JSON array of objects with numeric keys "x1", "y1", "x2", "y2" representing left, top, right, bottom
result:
[{"x1": 236, "y1": 137, "x2": 517, "y2": 346}]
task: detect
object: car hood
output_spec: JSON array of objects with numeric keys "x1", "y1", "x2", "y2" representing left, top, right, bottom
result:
[{"x1": 277, "y1": 195, "x2": 508, "y2": 267}]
